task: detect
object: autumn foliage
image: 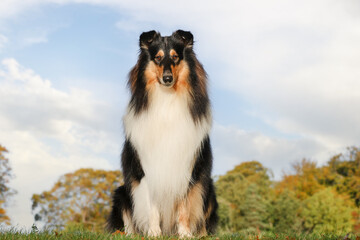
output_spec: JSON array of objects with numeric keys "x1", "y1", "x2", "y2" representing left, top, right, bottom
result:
[
  {"x1": 216, "y1": 147, "x2": 360, "y2": 234},
  {"x1": 0, "y1": 145, "x2": 16, "y2": 226},
  {"x1": 31, "y1": 168, "x2": 123, "y2": 232},
  {"x1": 2, "y1": 142, "x2": 359, "y2": 235}
]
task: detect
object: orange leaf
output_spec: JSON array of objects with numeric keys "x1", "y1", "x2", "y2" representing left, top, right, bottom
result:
[{"x1": 112, "y1": 230, "x2": 126, "y2": 236}]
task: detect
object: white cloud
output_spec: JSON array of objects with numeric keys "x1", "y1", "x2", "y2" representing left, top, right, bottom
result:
[
  {"x1": 212, "y1": 123, "x2": 331, "y2": 179},
  {"x1": 229, "y1": 18, "x2": 360, "y2": 150},
  {"x1": 0, "y1": 0, "x2": 360, "y2": 229},
  {"x1": 94, "y1": 0, "x2": 360, "y2": 153},
  {"x1": 23, "y1": 35, "x2": 48, "y2": 46},
  {"x1": 0, "y1": 0, "x2": 357, "y2": 175},
  {"x1": 0, "y1": 58, "x2": 122, "y2": 228}
]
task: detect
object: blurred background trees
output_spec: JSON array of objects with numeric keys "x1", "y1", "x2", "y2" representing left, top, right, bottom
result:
[
  {"x1": 26, "y1": 146, "x2": 360, "y2": 234},
  {"x1": 268, "y1": 190, "x2": 301, "y2": 233},
  {"x1": 301, "y1": 188, "x2": 354, "y2": 234},
  {"x1": 215, "y1": 161, "x2": 272, "y2": 232},
  {"x1": 216, "y1": 147, "x2": 360, "y2": 234},
  {"x1": 31, "y1": 168, "x2": 123, "y2": 232},
  {"x1": 0, "y1": 145, "x2": 16, "y2": 226}
]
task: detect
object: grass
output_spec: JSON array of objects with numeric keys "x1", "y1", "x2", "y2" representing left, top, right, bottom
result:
[{"x1": 0, "y1": 230, "x2": 359, "y2": 240}]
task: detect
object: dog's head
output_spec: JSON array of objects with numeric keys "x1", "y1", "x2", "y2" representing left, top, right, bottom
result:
[{"x1": 139, "y1": 30, "x2": 194, "y2": 89}]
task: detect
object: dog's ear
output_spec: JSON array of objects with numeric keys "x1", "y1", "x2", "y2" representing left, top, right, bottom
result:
[
  {"x1": 173, "y1": 30, "x2": 194, "y2": 48},
  {"x1": 139, "y1": 30, "x2": 159, "y2": 49}
]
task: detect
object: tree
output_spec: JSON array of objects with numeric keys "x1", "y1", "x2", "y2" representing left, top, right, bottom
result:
[
  {"x1": 302, "y1": 188, "x2": 355, "y2": 234},
  {"x1": 276, "y1": 159, "x2": 324, "y2": 200},
  {"x1": 215, "y1": 161, "x2": 273, "y2": 232},
  {"x1": 31, "y1": 168, "x2": 123, "y2": 232},
  {"x1": 216, "y1": 171, "x2": 247, "y2": 232},
  {"x1": 321, "y1": 147, "x2": 360, "y2": 207},
  {"x1": 240, "y1": 184, "x2": 269, "y2": 232},
  {"x1": 227, "y1": 161, "x2": 272, "y2": 196},
  {"x1": 0, "y1": 145, "x2": 16, "y2": 225},
  {"x1": 216, "y1": 197, "x2": 232, "y2": 232},
  {"x1": 317, "y1": 147, "x2": 360, "y2": 233},
  {"x1": 268, "y1": 190, "x2": 302, "y2": 233}
]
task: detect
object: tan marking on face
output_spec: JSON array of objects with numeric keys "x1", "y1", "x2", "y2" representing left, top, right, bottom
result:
[
  {"x1": 170, "y1": 49, "x2": 179, "y2": 63},
  {"x1": 154, "y1": 50, "x2": 164, "y2": 63},
  {"x1": 157, "y1": 50, "x2": 164, "y2": 57},
  {"x1": 144, "y1": 61, "x2": 163, "y2": 90},
  {"x1": 169, "y1": 48, "x2": 177, "y2": 58},
  {"x1": 172, "y1": 61, "x2": 190, "y2": 93},
  {"x1": 170, "y1": 49, "x2": 176, "y2": 56},
  {"x1": 177, "y1": 183, "x2": 205, "y2": 235}
]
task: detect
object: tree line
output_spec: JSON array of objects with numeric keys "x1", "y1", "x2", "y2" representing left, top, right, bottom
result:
[
  {"x1": 216, "y1": 152, "x2": 359, "y2": 234},
  {"x1": 0, "y1": 144, "x2": 359, "y2": 234}
]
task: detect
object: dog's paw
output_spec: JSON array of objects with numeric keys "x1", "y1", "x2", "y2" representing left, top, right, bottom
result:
[
  {"x1": 147, "y1": 226, "x2": 162, "y2": 237},
  {"x1": 179, "y1": 232, "x2": 192, "y2": 239},
  {"x1": 178, "y1": 225, "x2": 192, "y2": 239}
]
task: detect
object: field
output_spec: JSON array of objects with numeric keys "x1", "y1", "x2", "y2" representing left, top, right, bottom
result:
[{"x1": 0, "y1": 230, "x2": 359, "y2": 240}]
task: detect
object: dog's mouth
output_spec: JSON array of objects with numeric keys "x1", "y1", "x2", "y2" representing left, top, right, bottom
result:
[
  {"x1": 159, "y1": 78, "x2": 175, "y2": 88},
  {"x1": 161, "y1": 81, "x2": 175, "y2": 88}
]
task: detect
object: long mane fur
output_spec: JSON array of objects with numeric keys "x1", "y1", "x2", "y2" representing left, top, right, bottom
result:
[
  {"x1": 108, "y1": 30, "x2": 218, "y2": 237},
  {"x1": 128, "y1": 47, "x2": 210, "y2": 122}
]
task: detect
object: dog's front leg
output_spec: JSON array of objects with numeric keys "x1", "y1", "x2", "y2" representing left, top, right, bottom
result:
[
  {"x1": 177, "y1": 200, "x2": 192, "y2": 238},
  {"x1": 132, "y1": 178, "x2": 162, "y2": 236},
  {"x1": 177, "y1": 183, "x2": 205, "y2": 238},
  {"x1": 147, "y1": 203, "x2": 161, "y2": 236}
]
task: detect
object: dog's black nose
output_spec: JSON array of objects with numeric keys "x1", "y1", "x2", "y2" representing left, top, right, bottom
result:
[{"x1": 163, "y1": 75, "x2": 173, "y2": 84}]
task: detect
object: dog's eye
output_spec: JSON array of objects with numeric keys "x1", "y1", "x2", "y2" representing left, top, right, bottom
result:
[
  {"x1": 172, "y1": 55, "x2": 179, "y2": 61},
  {"x1": 155, "y1": 55, "x2": 162, "y2": 62}
]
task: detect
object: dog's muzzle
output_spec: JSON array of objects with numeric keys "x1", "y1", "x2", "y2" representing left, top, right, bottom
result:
[{"x1": 161, "y1": 71, "x2": 174, "y2": 87}]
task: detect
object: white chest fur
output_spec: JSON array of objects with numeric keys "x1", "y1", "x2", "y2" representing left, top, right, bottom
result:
[{"x1": 124, "y1": 86, "x2": 211, "y2": 218}]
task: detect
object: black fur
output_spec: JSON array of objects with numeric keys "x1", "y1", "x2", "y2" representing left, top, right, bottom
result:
[
  {"x1": 108, "y1": 30, "x2": 218, "y2": 235},
  {"x1": 190, "y1": 136, "x2": 219, "y2": 234},
  {"x1": 107, "y1": 185, "x2": 131, "y2": 231},
  {"x1": 128, "y1": 53, "x2": 150, "y2": 114},
  {"x1": 121, "y1": 140, "x2": 144, "y2": 184},
  {"x1": 129, "y1": 30, "x2": 210, "y2": 122}
]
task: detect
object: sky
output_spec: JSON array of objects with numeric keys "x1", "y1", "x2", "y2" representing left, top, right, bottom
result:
[{"x1": 0, "y1": 0, "x2": 360, "y2": 229}]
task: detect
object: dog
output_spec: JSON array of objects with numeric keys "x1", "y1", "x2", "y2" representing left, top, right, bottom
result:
[{"x1": 108, "y1": 30, "x2": 218, "y2": 237}]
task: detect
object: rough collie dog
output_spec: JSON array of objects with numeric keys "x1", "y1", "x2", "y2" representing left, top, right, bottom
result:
[{"x1": 108, "y1": 30, "x2": 218, "y2": 237}]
